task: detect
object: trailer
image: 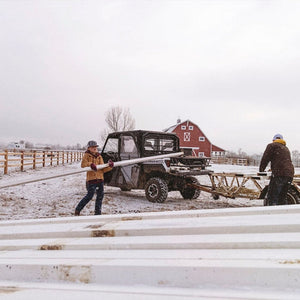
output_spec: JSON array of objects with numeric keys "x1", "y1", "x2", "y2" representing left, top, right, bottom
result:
[{"x1": 188, "y1": 172, "x2": 300, "y2": 205}]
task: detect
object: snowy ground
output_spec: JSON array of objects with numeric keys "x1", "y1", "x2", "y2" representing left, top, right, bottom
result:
[{"x1": 1, "y1": 163, "x2": 299, "y2": 221}]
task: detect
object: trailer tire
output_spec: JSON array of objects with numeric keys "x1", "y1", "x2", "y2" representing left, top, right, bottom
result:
[
  {"x1": 145, "y1": 177, "x2": 168, "y2": 203},
  {"x1": 180, "y1": 177, "x2": 201, "y2": 200},
  {"x1": 212, "y1": 194, "x2": 220, "y2": 200},
  {"x1": 263, "y1": 185, "x2": 299, "y2": 206},
  {"x1": 286, "y1": 187, "x2": 299, "y2": 204}
]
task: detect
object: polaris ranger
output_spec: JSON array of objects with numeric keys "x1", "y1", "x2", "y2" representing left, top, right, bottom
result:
[{"x1": 101, "y1": 130, "x2": 211, "y2": 203}]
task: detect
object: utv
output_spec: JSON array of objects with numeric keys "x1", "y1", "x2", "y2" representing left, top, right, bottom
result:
[{"x1": 101, "y1": 130, "x2": 211, "y2": 203}]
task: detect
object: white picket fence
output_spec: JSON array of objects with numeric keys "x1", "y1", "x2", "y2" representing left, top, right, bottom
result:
[{"x1": 1, "y1": 206, "x2": 300, "y2": 299}]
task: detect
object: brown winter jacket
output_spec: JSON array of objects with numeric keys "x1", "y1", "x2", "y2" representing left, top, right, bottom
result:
[
  {"x1": 81, "y1": 150, "x2": 112, "y2": 182},
  {"x1": 259, "y1": 140, "x2": 294, "y2": 178}
]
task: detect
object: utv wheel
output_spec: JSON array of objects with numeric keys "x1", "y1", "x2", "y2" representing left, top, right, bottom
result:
[
  {"x1": 145, "y1": 177, "x2": 168, "y2": 203},
  {"x1": 180, "y1": 177, "x2": 201, "y2": 200}
]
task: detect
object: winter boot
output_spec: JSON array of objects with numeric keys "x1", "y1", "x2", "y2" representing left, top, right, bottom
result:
[{"x1": 75, "y1": 210, "x2": 80, "y2": 216}]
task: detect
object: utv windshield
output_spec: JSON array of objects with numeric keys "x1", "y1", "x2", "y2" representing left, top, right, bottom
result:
[
  {"x1": 102, "y1": 138, "x2": 118, "y2": 154},
  {"x1": 143, "y1": 136, "x2": 176, "y2": 154}
]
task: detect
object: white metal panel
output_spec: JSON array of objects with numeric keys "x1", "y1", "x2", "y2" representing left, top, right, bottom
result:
[{"x1": 1, "y1": 206, "x2": 300, "y2": 299}]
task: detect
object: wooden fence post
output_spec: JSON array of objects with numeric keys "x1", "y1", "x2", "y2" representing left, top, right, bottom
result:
[
  {"x1": 43, "y1": 151, "x2": 46, "y2": 167},
  {"x1": 21, "y1": 151, "x2": 24, "y2": 172},
  {"x1": 62, "y1": 151, "x2": 65, "y2": 165},
  {"x1": 50, "y1": 151, "x2": 53, "y2": 166},
  {"x1": 57, "y1": 151, "x2": 59, "y2": 165},
  {"x1": 4, "y1": 150, "x2": 8, "y2": 174},
  {"x1": 33, "y1": 151, "x2": 36, "y2": 169}
]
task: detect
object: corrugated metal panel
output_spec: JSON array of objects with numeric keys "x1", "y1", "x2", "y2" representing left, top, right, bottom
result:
[{"x1": 1, "y1": 206, "x2": 300, "y2": 299}]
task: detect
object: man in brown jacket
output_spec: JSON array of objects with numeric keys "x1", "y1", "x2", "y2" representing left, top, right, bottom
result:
[
  {"x1": 259, "y1": 134, "x2": 294, "y2": 205},
  {"x1": 75, "y1": 140, "x2": 114, "y2": 216}
]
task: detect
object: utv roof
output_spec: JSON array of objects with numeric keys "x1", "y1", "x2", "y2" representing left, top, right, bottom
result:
[{"x1": 107, "y1": 130, "x2": 178, "y2": 138}]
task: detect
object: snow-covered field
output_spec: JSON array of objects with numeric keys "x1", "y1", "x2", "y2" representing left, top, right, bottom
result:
[{"x1": 0, "y1": 163, "x2": 299, "y2": 221}]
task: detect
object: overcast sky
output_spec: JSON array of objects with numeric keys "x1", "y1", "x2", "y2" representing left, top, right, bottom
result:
[{"x1": 0, "y1": 0, "x2": 299, "y2": 154}]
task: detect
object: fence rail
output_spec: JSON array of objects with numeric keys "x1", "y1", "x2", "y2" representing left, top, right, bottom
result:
[
  {"x1": 211, "y1": 156, "x2": 248, "y2": 166},
  {"x1": 0, "y1": 150, "x2": 84, "y2": 174}
]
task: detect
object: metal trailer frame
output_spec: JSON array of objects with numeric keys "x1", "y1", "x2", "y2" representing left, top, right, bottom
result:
[{"x1": 189, "y1": 172, "x2": 300, "y2": 201}]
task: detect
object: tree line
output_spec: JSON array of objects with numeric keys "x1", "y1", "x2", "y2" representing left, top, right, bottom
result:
[
  {"x1": 226, "y1": 149, "x2": 300, "y2": 167},
  {"x1": 1, "y1": 105, "x2": 299, "y2": 167}
]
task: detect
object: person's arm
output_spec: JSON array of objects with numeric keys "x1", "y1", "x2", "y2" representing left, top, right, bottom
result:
[
  {"x1": 259, "y1": 144, "x2": 272, "y2": 172},
  {"x1": 99, "y1": 155, "x2": 113, "y2": 173},
  {"x1": 81, "y1": 153, "x2": 91, "y2": 168}
]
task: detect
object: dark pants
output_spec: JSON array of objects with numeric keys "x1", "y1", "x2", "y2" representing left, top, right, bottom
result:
[
  {"x1": 267, "y1": 176, "x2": 292, "y2": 206},
  {"x1": 76, "y1": 181, "x2": 104, "y2": 215}
]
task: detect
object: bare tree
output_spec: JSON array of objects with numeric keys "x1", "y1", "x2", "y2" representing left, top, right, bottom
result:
[
  {"x1": 105, "y1": 106, "x2": 135, "y2": 132},
  {"x1": 25, "y1": 141, "x2": 34, "y2": 149},
  {"x1": 100, "y1": 106, "x2": 135, "y2": 143}
]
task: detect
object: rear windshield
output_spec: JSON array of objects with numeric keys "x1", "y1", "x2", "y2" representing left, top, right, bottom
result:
[{"x1": 143, "y1": 136, "x2": 176, "y2": 154}]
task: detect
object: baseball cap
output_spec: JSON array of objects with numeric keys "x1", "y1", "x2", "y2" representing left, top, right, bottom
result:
[
  {"x1": 87, "y1": 140, "x2": 99, "y2": 147},
  {"x1": 272, "y1": 134, "x2": 283, "y2": 141}
]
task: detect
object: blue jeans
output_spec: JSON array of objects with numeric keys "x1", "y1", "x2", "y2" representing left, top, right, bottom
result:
[
  {"x1": 76, "y1": 181, "x2": 104, "y2": 215},
  {"x1": 267, "y1": 176, "x2": 292, "y2": 205}
]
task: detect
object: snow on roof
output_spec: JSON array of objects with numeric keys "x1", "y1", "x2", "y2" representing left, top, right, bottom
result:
[
  {"x1": 163, "y1": 125, "x2": 177, "y2": 133},
  {"x1": 163, "y1": 119, "x2": 192, "y2": 133}
]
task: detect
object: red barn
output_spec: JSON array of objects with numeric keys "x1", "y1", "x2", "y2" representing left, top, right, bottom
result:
[{"x1": 164, "y1": 119, "x2": 225, "y2": 158}]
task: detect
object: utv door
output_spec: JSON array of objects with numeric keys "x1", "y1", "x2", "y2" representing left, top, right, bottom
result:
[
  {"x1": 101, "y1": 137, "x2": 119, "y2": 185},
  {"x1": 119, "y1": 135, "x2": 140, "y2": 190}
]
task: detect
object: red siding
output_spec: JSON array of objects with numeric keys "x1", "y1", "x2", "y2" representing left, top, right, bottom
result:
[
  {"x1": 171, "y1": 121, "x2": 212, "y2": 157},
  {"x1": 212, "y1": 144, "x2": 225, "y2": 152}
]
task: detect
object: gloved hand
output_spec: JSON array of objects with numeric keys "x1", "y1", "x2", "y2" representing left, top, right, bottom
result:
[
  {"x1": 108, "y1": 159, "x2": 114, "y2": 168},
  {"x1": 90, "y1": 163, "x2": 97, "y2": 171}
]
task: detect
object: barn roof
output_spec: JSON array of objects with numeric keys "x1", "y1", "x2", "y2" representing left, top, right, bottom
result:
[
  {"x1": 163, "y1": 119, "x2": 197, "y2": 133},
  {"x1": 164, "y1": 120, "x2": 226, "y2": 152}
]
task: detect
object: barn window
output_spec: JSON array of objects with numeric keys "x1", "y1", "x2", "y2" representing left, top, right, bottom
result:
[
  {"x1": 199, "y1": 137, "x2": 205, "y2": 142},
  {"x1": 198, "y1": 152, "x2": 205, "y2": 157},
  {"x1": 184, "y1": 132, "x2": 190, "y2": 142},
  {"x1": 181, "y1": 125, "x2": 186, "y2": 130},
  {"x1": 189, "y1": 126, "x2": 194, "y2": 130}
]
